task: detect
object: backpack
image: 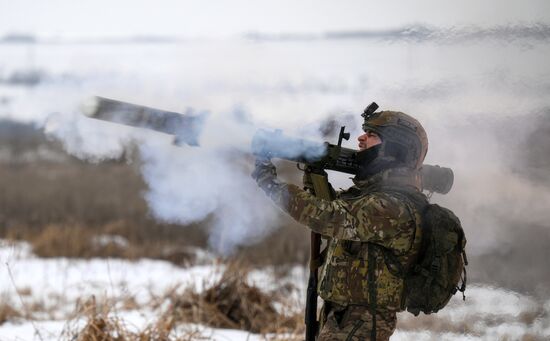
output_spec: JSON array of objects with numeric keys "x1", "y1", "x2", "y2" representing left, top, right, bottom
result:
[
  {"x1": 403, "y1": 202, "x2": 468, "y2": 315},
  {"x1": 381, "y1": 192, "x2": 468, "y2": 316}
]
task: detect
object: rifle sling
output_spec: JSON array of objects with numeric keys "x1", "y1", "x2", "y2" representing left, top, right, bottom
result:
[{"x1": 310, "y1": 246, "x2": 328, "y2": 270}]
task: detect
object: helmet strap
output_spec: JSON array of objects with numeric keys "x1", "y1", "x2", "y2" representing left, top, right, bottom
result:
[{"x1": 382, "y1": 140, "x2": 410, "y2": 166}]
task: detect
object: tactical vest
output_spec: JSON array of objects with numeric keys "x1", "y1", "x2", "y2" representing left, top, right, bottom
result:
[{"x1": 317, "y1": 175, "x2": 424, "y2": 311}]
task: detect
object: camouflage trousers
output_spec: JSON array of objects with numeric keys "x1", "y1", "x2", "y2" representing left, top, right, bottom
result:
[{"x1": 317, "y1": 303, "x2": 397, "y2": 341}]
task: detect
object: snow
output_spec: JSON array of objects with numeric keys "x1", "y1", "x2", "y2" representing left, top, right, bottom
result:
[
  {"x1": 0, "y1": 320, "x2": 266, "y2": 341},
  {"x1": 1, "y1": 241, "x2": 217, "y2": 310},
  {"x1": 0, "y1": 239, "x2": 298, "y2": 340},
  {"x1": 1, "y1": 240, "x2": 549, "y2": 340}
]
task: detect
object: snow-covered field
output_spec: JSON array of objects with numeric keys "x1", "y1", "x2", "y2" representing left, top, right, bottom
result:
[
  {"x1": 0, "y1": 239, "x2": 305, "y2": 340},
  {"x1": 1, "y1": 239, "x2": 549, "y2": 340}
]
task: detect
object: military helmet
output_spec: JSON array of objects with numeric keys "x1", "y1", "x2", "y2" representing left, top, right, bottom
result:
[{"x1": 362, "y1": 103, "x2": 428, "y2": 169}]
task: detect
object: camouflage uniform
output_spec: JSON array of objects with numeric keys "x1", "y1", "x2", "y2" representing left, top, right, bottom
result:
[
  {"x1": 254, "y1": 163, "x2": 425, "y2": 341},
  {"x1": 318, "y1": 303, "x2": 396, "y2": 341}
]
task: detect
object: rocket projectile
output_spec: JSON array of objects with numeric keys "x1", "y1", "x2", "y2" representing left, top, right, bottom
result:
[{"x1": 82, "y1": 96, "x2": 207, "y2": 146}]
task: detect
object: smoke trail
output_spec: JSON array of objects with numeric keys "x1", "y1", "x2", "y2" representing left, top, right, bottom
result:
[
  {"x1": 45, "y1": 110, "x2": 133, "y2": 161},
  {"x1": 45, "y1": 95, "x2": 330, "y2": 255},
  {"x1": 377, "y1": 102, "x2": 550, "y2": 299},
  {"x1": 136, "y1": 137, "x2": 284, "y2": 255}
]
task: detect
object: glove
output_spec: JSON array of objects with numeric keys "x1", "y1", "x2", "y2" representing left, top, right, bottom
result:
[{"x1": 251, "y1": 157, "x2": 280, "y2": 193}]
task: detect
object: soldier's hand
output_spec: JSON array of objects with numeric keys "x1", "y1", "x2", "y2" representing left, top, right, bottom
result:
[{"x1": 251, "y1": 157, "x2": 280, "y2": 193}]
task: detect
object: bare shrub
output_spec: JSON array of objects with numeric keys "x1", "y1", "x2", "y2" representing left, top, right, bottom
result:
[
  {"x1": 70, "y1": 296, "x2": 133, "y2": 341},
  {"x1": 164, "y1": 263, "x2": 303, "y2": 335},
  {"x1": 76, "y1": 314, "x2": 126, "y2": 341},
  {"x1": 69, "y1": 294, "x2": 240, "y2": 341},
  {"x1": 31, "y1": 224, "x2": 95, "y2": 258},
  {"x1": 16, "y1": 287, "x2": 32, "y2": 296},
  {"x1": 0, "y1": 302, "x2": 21, "y2": 325}
]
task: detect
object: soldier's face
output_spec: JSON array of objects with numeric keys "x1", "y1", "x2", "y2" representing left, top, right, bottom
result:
[{"x1": 357, "y1": 131, "x2": 382, "y2": 150}]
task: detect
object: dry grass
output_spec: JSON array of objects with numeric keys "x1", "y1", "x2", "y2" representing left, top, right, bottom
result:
[
  {"x1": 69, "y1": 296, "x2": 130, "y2": 341},
  {"x1": 0, "y1": 159, "x2": 309, "y2": 268},
  {"x1": 75, "y1": 315, "x2": 126, "y2": 341},
  {"x1": 164, "y1": 264, "x2": 303, "y2": 335},
  {"x1": 64, "y1": 264, "x2": 304, "y2": 341},
  {"x1": 0, "y1": 302, "x2": 22, "y2": 325},
  {"x1": 30, "y1": 224, "x2": 98, "y2": 258},
  {"x1": 0, "y1": 160, "x2": 209, "y2": 262},
  {"x1": 74, "y1": 315, "x2": 211, "y2": 341}
]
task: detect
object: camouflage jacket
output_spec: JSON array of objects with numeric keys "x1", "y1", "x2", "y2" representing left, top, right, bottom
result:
[{"x1": 266, "y1": 167, "x2": 425, "y2": 311}]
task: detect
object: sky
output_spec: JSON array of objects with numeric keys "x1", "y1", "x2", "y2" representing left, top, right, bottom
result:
[{"x1": 1, "y1": 0, "x2": 550, "y2": 38}]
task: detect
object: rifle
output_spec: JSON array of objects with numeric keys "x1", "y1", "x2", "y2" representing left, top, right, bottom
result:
[
  {"x1": 298, "y1": 133, "x2": 344, "y2": 341},
  {"x1": 303, "y1": 169, "x2": 330, "y2": 341}
]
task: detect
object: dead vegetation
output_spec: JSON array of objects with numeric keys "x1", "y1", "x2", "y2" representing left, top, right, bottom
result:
[
  {"x1": 67, "y1": 296, "x2": 134, "y2": 341},
  {"x1": 0, "y1": 302, "x2": 22, "y2": 325},
  {"x1": 62, "y1": 264, "x2": 303, "y2": 340},
  {"x1": 74, "y1": 314, "x2": 126, "y2": 341},
  {"x1": 164, "y1": 264, "x2": 303, "y2": 335},
  {"x1": 0, "y1": 161, "x2": 210, "y2": 259},
  {"x1": 0, "y1": 159, "x2": 308, "y2": 268}
]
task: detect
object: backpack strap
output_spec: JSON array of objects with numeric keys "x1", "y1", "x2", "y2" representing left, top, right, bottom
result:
[
  {"x1": 459, "y1": 251, "x2": 468, "y2": 300},
  {"x1": 367, "y1": 244, "x2": 377, "y2": 341},
  {"x1": 376, "y1": 189, "x2": 429, "y2": 278}
]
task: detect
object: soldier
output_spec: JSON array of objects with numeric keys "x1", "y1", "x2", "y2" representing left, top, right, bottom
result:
[{"x1": 252, "y1": 108, "x2": 430, "y2": 340}]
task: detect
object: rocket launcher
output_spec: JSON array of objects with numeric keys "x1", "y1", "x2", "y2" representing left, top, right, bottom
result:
[
  {"x1": 251, "y1": 128, "x2": 454, "y2": 195},
  {"x1": 82, "y1": 97, "x2": 453, "y2": 194}
]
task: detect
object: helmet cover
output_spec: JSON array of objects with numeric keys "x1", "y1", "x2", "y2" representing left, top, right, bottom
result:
[{"x1": 362, "y1": 109, "x2": 428, "y2": 169}]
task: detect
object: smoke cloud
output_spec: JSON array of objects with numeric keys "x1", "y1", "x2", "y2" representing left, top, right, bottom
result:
[
  {"x1": 43, "y1": 92, "x2": 330, "y2": 255},
  {"x1": 136, "y1": 133, "x2": 282, "y2": 255},
  {"x1": 1, "y1": 25, "x2": 549, "y2": 300},
  {"x1": 396, "y1": 285, "x2": 550, "y2": 340}
]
